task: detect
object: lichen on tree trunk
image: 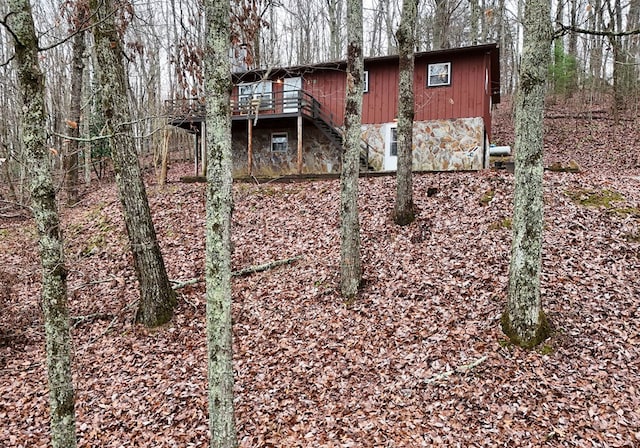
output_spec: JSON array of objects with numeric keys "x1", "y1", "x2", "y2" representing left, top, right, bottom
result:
[
  {"x1": 203, "y1": 1, "x2": 238, "y2": 447},
  {"x1": 64, "y1": 6, "x2": 87, "y2": 207},
  {"x1": 7, "y1": 1, "x2": 77, "y2": 446},
  {"x1": 90, "y1": 0, "x2": 176, "y2": 327},
  {"x1": 340, "y1": 0, "x2": 364, "y2": 299},
  {"x1": 393, "y1": 0, "x2": 418, "y2": 227},
  {"x1": 502, "y1": 0, "x2": 552, "y2": 348}
]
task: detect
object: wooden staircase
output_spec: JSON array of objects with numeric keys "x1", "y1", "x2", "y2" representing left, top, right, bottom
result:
[
  {"x1": 165, "y1": 91, "x2": 375, "y2": 171},
  {"x1": 307, "y1": 101, "x2": 373, "y2": 172}
]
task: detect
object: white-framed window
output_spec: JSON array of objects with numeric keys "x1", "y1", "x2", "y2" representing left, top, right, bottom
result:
[
  {"x1": 271, "y1": 132, "x2": 288, "y2": 152},
  {"x1": 363, "y1": 71, "x2": 369, "y2": 93},
  {"x1": 389, "y1": 126, "x2": 398, "y2": 156},
  {"x1": 238, "y1": 81, "x2": 273, "y2": 109},
  {"x1": 427, "y1": 62, "x2": 451, "y2": 87}
]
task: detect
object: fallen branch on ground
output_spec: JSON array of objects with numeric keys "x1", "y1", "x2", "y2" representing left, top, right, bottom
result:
[
  {"x1": 76, "y1": 299, "x2": 139, "y2": 353},
  {"x1": 170, "y1": 277, "x2": 201, "y2": 290},
  {"x1": 70, "y1": 276, "x2": 117, "y2": 291},
  {"x1": 171, "y1": 256, "x2": 302, "y2": 289},
  {"x1": 232, "y1": 255, "x2": 302, "y2": 277},
  {"x1": 70, "y1": 312, "x2": 114, "y2": 329},
  {"x1": 423, "y1": 355, "x2": 488, "y2": 385}
]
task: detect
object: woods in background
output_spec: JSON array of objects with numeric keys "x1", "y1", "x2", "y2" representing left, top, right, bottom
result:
[{"x1": 0, "y1": 0, "x2": 638, "y2": 201}]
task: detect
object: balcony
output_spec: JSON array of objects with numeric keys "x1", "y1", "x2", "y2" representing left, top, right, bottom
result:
[{"x1": 165, "y1": 89, "x2": 339, "y2": 131}]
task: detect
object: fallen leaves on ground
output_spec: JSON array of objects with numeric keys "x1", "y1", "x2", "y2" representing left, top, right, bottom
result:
[{"x1": 1, "y1": 99, "x2": 639, "y2": 447}]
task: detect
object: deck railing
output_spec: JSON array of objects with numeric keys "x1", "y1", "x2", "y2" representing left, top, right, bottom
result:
[
  {"x1": 165, "y1": 91, "x2": 372, "y2": 170},
  {"x1": 165, "y1": 90, "x2": 339, "y2": 126}
]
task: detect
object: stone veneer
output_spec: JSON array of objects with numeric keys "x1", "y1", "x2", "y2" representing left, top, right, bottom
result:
[
  {"x1": 362, "y1": 117, "x2": 488, "y2": 172},
  {"x1": 232, "y1": 125, "x2": 341, "y2": 177},
  {"x1": 231, "y1": 116, "x2": 487, "y2": 176}
]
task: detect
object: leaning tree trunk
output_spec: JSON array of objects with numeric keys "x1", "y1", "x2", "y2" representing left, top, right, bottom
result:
[
  {"x1": 393, "y1": 0, "x2": 418, "y2": 226},
  {"x1": 502, "y1": 0, "x2": 551, "y2": 348},
  {"x1": 203, "y1": 1, "x2": 238, "y2": 447},
  {"x1": 7, "y1": 1, "x2": 77, "y2": 446},
  {"x1": 90, "y1": 0, "x2": 176, "y2": 326},
  {"x1": 340, "y1": 0, "x2": 364, "y2": 299}
]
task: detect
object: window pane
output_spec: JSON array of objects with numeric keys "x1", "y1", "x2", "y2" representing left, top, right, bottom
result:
[
  {"x1": 427, "y1": 62, "x2": 451, "y2": 87},
  {"x1": 272, "y1": 133, "x2": 288, "y2": 152},
  {"x1": 390, "y1": 128, "x2": 397, "y2": 156}
]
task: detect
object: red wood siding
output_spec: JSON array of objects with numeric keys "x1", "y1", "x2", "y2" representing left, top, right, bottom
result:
[
  {"x1": 363, "y1": 60, "x2": 399, "y2": 124},
  {"x1": 299, "y1": 51, "x2": 491, "y2": 132},
  {"x1": 303, "y1": 70, "x2": 347, "y2": 126},
  {"x1": 232, "y1": 45, "x2": 497, "y2": 138},
  {"x1": 413, "y1": 52, "x2": 487, "y2": 124}
]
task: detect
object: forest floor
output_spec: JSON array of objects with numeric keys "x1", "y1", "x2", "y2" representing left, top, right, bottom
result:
[{"x1": 1, "y1": 96, "x2": 640, "y2": 447}]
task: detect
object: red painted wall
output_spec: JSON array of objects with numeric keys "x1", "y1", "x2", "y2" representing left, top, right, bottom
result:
[
  {"x1": 233, "y1": 46, "x2": 497, "y2": 137},
  {"x1": 300, "y1": 50, "x2": 493, "y2": 135},
  {"x1": 303, "y1": 70, "x2": 347, "y2": 126}
]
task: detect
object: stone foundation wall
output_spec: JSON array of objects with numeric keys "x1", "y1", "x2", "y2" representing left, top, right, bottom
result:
[
  {"x1": 232, "y1": 125, "x2": 341, "y2": 177},
  {"x1": 231, "y1": 117, "x2": 487, "y2": 176},
  {"x1": 362, "y1": 117, "x2": 487, "y2": 171}
]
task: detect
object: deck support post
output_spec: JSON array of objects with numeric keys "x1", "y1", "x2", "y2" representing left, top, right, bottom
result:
[
  {"x1": 297, "y1": 114, "x2": 303, "y2": 174},
  {"x1": 247, "y1": 119, "x2": 253, "y2": 176},
  {"x1": 200, "y1": 120, "x2": 207, "y2": 176},
  {"x1": 194, "y1": 130, "x2": 200, "y2": 175}
]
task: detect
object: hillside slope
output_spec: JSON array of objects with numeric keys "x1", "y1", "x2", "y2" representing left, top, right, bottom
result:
[{"x1": 1, "y1": 100, "x2": 639, "y2": 447}]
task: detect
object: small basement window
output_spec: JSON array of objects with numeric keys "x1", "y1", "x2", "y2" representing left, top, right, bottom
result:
[
  {"x1": 427, "y1": 62, "x2": 451, "y2": 87},
  {"x1": 271, "y1": 133, "x2": 288, "y2": 152}
]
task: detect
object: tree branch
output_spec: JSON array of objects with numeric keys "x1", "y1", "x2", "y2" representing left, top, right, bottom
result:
[
  {"x1": 0, "y1": 11, "x2": 20, "y2": 46},
  {"x1": 422, "y1": 356, "x2": 488, "y2": 385},
  {"x1": 232, "y1": 255, "x2": 302, "y2": 277},
  {"x1": 171, "y1": 256, "x2": 303, "y2": 289},
  {"x1": 555, "y1": 22, "x2": 640, "y2": 39}
]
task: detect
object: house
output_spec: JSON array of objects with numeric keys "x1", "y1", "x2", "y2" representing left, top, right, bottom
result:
[{"x1": 167, "y1": 43, "x2": 500, "y2": 177}]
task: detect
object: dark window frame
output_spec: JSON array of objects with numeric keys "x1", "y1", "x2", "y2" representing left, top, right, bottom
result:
[{"x1": 271, "y1": 132, "x2": 289, "y2": 152}]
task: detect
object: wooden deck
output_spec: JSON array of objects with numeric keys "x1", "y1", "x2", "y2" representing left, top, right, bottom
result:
[{"x1": 165, "y1": 90, "x2": 340, "y2": 132}]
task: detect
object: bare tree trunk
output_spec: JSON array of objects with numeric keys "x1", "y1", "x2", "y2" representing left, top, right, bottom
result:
[
  {"x1": 607, "y1": 0, "x2": 624, "y2": 118},
  {"x1": 6, "y1": 1, "x2": 77, "y2": 446},
  {"x1": 203, "y1": 1, "x2": 238, "y2": 447},
  {"x1": 589, "y1": 0, "x2": 605, "y2": 86},
  {"x1": 369, "y1": 0, "x2": 386, "y2": 56},
  {"x1": 502, "y1": 0, "x2": 551, "y2": 348},
  {"x1": 64, "y1": 6, "x2": 87, "y2": 207},
  {"x1": 340, "y1": 0, "x2": 364, "y2": 299},
  {"x1": 627, "y1": 0, "x2": 640, "y2": 71},
  {"x1": 433, "y1": 0, "x2": 451, "y2": 49},
  {"x1": 326, "y1": 0, "x2": 343, "y2": 59},
  {"x1": 385, "y1": 1, "x2": 398, "y2": 53},
  {"x1": 90, "y1": 0, "x2": 176, "y2": 327},
  {"x1": 627, "y1": 0, "x2": 640, "y2": 106},
  {"x1": 470, "y1": 0, "x2": 480, "y2": 44},
  {"x1": 394, "y1": 0, "x2": 418, "y2": 226},
  {"x1": 610, "y1": 37, "x2": 624, "y2": 121}
]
